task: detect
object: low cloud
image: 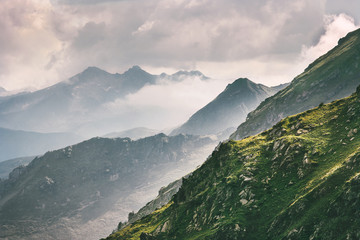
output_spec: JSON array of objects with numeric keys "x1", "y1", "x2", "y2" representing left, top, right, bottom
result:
[{"x1": 104, "y1": 77, "x2": 229, "y2": 130}]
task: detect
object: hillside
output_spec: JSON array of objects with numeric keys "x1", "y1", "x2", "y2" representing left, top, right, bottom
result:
[
  {"x1": 0, "y1": 134, "x2": 216, "y2": 240},
  {"x1": 121, "y1": 177, "x2": 184, "y2": 229},
  {"x1": 231, "y1": 28, "x2": 360, "y2": 140},
  {"x1": 171, "y1": 78, "x2": 288, "y2": 137},
  {"x1": 105, "y1": 87, "x2": 360, "y2": 239}
]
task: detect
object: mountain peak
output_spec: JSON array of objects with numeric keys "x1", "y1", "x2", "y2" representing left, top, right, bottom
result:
[
  {"x1": 122, "y1": 65, "x2": 152, "y2": 78},
  {"x1": 223, "y1": 78, "x2": 255, "y2": 93},
  {"x1": 120, "y1": 66, "x2": 156, "y2": 91},
  {"x1": 61, "y1": 66, "x2": 110, "y2": 86},
  {"x1": 124, "y1": 65, "x2": 145, "y2": 74},
  {"x1": 130, "y1": 65, "x2": 142, "y2": 70},
  {"x1": 170, "y1": 77, "x2": 280, "y2": 137},
  {"x1": 68, "y1": 66, "x2": 112, "y2": 84},
  {"x1": 231, "y1": 77, "x2": 252, "y2": 85},
  {"x1": 82, "y1": 66, "x2": 106, "y2": 74}
]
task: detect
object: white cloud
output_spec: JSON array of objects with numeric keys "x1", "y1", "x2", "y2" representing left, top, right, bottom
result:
[
  {"x1": 0, "y1": 0, "x2": 59, "y2": 90},
  {"x1": 301, "y1": 13, "x2": 359, "y2": 63},
  {"x1": 132, "y1": 21, "x2": 155, "y2": 35},
  {"x1": 105, "y1": 77, "x2": 229, "y2": 130}
]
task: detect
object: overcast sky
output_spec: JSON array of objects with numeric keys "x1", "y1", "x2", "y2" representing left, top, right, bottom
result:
[{"x1": 0, "y1": 0, "x2": 359, "y2": 91}]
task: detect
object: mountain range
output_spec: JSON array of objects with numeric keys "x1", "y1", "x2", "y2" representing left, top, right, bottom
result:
[
  {"x1": 0, "y1": 133, "x2": 216, "y2": 240},
  {"x1": 0, "y1": 67, "x2": 289, "y2": 239},
  {"x1": 171, "y1": 78, "x2": 288, "y2": 137},
  {"x1": 0, "y1": 66, "x2": 208, "y2": 163},
  {"x1": 2, "y1": 24, "x2": 360, "y2": 240},
  {"x1": 0, "y1": 66, "x2": 208, "y2": 137}
]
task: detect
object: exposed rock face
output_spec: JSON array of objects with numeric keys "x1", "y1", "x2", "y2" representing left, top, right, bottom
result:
[{"x1": 0, "y1": 133, "x2": 216, "y2": 240}]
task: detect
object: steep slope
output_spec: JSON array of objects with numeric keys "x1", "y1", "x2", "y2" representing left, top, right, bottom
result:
[
  {"x1": 106, "y1": 87, "x2": 360, "y2": 240},
  {"x1": 231, "y1": 28, "x2": 360, "y2": 140},
  {"x1": 0, "y1": 133, "x2": 216, "y2": 240},
  {"x1": 0, "y1": 127, "x2": 81, "y2": 162},
  {"x1": 171, "y1": 79, "x2": 288, "y2": 137},
  {"x1": 120, "y1": 177, "x2": 184, "y2": 230}
]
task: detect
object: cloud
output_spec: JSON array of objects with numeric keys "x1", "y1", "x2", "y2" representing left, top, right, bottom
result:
[
  {"x1": 71, "y1": 21, "x2": 106, "y2": 50},
  {"x1": 0, "y1": 0, "x2": 63, "y2": 90},
  {"x1": 300, "y1": 13, "x2": 359, "y2": 63},
  {"x1": 132, "y1": 21, "x2": 155, "y2": 35},
  {"x1": 51, "y1": 0, "x2": 127, "y2": 5},
  {"x1": 104, "y1": 77, "x2": 228, "y2": 130},
  {"x1": 0, "y1": 0, "x2": 359, "y2": 92}
]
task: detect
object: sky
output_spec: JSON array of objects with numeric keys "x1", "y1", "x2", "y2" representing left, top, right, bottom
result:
[{"x1": 0, "y1": 0, "x2": 359, "y2": 92}]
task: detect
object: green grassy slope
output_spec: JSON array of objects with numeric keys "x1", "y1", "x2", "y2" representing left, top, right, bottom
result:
[
  {"x1": 230, "y1": 28, "x2": 360, "y2": 140},
  {"x1": 105, "y1": 87, "x2": 360, "y2": 240}
]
